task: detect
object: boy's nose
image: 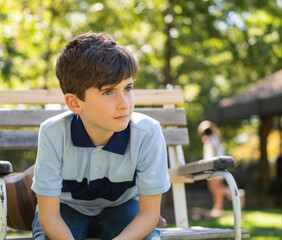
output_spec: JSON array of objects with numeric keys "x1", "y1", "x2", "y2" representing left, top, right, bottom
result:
[{"x1": 117, "y1": 94, "x2": 129, "y2": 109}]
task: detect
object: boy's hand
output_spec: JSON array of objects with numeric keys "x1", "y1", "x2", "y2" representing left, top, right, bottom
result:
[
  {"x1": 113, "y1": 194, "x2": 161, "y2": 240},
  {"x1": 37, "y1": 195, "x2": 75, "y2": 240}
]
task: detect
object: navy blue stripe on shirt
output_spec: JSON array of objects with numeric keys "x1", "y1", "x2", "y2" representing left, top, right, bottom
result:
[{"x1": 62, "y1": 175, "x2": 136, "y2": 201}]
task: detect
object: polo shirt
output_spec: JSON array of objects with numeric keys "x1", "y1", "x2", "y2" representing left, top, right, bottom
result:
[{"x1": 31, "y1": 110, "x2": 171, "y2": 216}]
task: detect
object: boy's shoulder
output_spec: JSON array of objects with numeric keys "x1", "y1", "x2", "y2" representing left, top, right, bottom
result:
[
  {"x1": 130, "y1": 112, "x2": 160, "y2": 132},
  {"x1": 40, "y1": 110, "x2": 74, "y2": 130}
]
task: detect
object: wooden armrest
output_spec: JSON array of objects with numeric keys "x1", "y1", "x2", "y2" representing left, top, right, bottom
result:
[
  {"x1": 178, "y1": 156, "x2": 236, "y2": 176},
  {"x1": 168, "y1": 168, "x2": 194, "y2": 184}
]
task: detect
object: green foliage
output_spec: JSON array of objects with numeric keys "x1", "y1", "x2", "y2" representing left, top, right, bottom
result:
[{"x1": 0, "y1": 0, "x2": 281, "y2": 160}]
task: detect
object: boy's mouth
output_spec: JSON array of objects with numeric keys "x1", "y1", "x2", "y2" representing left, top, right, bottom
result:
[{"x1": 114, "y1": 115, "x2": 129, "y2": 120}]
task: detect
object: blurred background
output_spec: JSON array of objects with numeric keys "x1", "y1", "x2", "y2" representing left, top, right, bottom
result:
[{"x1": 0, "y1": 0, "x2": 281, "y2": 238}]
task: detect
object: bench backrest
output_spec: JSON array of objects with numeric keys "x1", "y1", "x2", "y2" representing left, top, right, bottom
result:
[{"x1": 0, "y1": 89, "x2": 189, "y2": 149}]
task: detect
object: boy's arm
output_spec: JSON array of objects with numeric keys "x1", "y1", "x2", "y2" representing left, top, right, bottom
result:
[
  {"x1": 37, "y1": 195, "x2": 74, "y2": 240},
  {"x1": 113, "y1": 194, "x2": 161, "y2": 240}
]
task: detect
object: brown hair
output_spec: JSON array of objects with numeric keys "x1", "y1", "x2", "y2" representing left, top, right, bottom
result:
[
  {"x1": 198, "y1": 120, "x2": 222, "y2": 139},
  {"x1": 197, "y1": 120, "x2": 225, "y2": 148},
  {"x1": 55, "y1": 32, "x2": 139, "y2": 100}
]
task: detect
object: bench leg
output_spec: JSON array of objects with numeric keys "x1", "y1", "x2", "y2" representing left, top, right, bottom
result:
[
  {"x1": 211, "y1": 171, "x2": 242, "y2": 240},
  {"x1": 0, "y1": 178, "x2": 7, "y2": 240},
  {"x1": 168, "y1": 146, "x2": 189, "y2": 228},
  {"x1": 193, "y1": 171, "x2": 242, "y2": 240}
]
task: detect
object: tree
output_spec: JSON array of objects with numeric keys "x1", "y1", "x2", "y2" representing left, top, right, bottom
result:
[{"x1": 0, "y1": 0, "x2": 281, "y2": 160}]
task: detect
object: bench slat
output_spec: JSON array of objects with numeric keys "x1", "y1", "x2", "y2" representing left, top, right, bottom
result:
[
  {"x1": 0, "y1": 89, "x2": 184, "y2": 105},
  {"x1": 0, "y1": 128, "x2": 189, "y2": 149},
  {"x1": 160, "y1": 227, "x2": 250, "y2": 240},
  {"x1": 164, "y1": 128, "x2": 189, "y2": 145},
  {"x1": 0, "y1": 108, "x2": 187, "y2": 127},
  {"x1": 0, "y1": 130, "x2": 38, "y2": 149},
  {"x1": 6, "y1": 228, "x2": 250, "y2": 240}
]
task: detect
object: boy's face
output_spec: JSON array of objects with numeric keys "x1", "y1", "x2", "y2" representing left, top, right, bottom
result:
[{"x1": 77, "y1": 77, "x2": 134, "y2": 144}]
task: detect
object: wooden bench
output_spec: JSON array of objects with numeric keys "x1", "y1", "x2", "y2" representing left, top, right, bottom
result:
[{"x1": 0, "y1": 88, "x2": 249, "y2": 240}]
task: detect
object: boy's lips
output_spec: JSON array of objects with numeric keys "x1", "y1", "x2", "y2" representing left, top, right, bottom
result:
[{"x1": 114, "y1": 115, "x2": 129, "y2": 120}]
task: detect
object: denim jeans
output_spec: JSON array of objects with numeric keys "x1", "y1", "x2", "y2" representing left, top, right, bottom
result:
[{"x1": 32, "y1": 199, "x2": 161, "y2": 240}]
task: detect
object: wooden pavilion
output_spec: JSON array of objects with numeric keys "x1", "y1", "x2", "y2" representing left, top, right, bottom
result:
[{"x1": 204, "y1": 69, "x2": 282, "y2": 202}]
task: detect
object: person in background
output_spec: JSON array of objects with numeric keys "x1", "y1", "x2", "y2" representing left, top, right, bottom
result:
[{"x1": 197, "y1": 120, "x2": 232, "y2": 217}]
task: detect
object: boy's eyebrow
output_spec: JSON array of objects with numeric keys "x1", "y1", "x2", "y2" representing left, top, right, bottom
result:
[
  {"x1": 99, "y1": 84, "x2": 115, "y2": 91},
  {"x1": 100, "y1": 82, "x2": 134, "y2": 91}
]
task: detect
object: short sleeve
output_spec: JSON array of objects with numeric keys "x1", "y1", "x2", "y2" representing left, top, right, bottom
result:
[
  {"x1": 135, "y1": 123, "x2": 171, "y2": 195},
  {"x1": 31, "y1": 126, "x2": 63, "y2": 196}
]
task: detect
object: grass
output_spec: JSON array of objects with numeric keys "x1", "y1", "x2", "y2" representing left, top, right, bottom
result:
[{"x1": 186, "y1": 208, "x2": 282, "y2": 240}]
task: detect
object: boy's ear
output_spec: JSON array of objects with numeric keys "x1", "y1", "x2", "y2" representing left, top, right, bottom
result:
[{"x1": 65, "y1": 93, "x2": 81, "y2": 114}]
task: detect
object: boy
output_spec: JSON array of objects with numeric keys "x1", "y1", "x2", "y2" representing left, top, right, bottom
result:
[{"x1": 31, "y1": 32, "x2": 170, "y2": 240}]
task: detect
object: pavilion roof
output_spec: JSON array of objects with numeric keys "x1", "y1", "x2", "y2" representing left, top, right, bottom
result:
[{"x1": 204, "y1": 69, "x2": 282, "y2": 122}]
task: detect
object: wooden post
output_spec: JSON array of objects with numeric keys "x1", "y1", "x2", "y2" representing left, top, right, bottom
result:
[{"x1": 259, "y1": 115, "x2": 274, "y2": 204}]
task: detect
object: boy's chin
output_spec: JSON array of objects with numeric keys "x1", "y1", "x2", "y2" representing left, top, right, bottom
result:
[{"x1": 114, "y1": 123, "x2": 130, "y2": 132}]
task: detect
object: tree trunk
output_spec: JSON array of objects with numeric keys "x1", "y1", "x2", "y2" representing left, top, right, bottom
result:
[{"x1": 259, "y1": 115, "x2": 274, "y2": 205}]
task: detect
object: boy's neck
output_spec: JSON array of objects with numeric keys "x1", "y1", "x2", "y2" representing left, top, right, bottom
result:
[
  {"x1": 90, "y1": 132, "x2": 114, "y2": 147},
  {"x1": 79, "y1": 117, "x2": 115, "y2": 147},
  {"x1": 88, "y1": 127, "x2": 114, "y2": 147}
]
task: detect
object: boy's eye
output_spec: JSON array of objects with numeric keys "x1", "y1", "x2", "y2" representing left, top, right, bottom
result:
[
  {"x1": 125, "y1": 86, "x2": 133, "y2": 92},
  {"x1": 103, "y1": 90, "x2": 112, "y2": 95}
]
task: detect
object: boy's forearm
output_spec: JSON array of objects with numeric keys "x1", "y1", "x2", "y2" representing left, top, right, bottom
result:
[
  {"x1": 113, "y1": 210, "x2": 159, "y2": 240},
  {"x1": 39, "y1": 212, "x2": 74, "y2": 240}
]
